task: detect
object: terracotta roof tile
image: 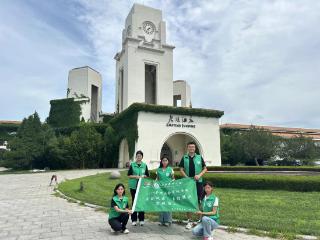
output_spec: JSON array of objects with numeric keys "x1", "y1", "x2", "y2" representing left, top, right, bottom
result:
[{"x1": 220, "y1": 123, "x2": 320, "y2": 140}]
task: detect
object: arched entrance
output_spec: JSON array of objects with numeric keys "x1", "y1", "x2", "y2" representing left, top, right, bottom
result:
[
  {"x1": 118, "y1": 138, "x2": 130, "y2": 168},
  {"x1": 160, "y1": 132, "x2": 203, "y2": 167},
  {"x1": 160, "y1": 143, "x2": 173, "y2": 166}
]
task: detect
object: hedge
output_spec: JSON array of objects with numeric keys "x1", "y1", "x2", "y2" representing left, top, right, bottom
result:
[
  {"x1": 149, "y1": 171, "x2": 320, "y2": 192},
  {"x1": 205, "y1": 166, "x2": 320, "y2": 172}
]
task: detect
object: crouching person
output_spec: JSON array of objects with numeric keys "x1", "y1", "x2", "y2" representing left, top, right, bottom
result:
[
  {"x1": 192, "y1": 182, "x2": 219, "y2": 240},
  {"x1": 108, "y1": 183, "x2": 132, "y2": 234}
]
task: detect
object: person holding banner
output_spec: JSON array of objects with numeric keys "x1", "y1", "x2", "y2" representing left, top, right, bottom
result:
[
  {"x1": 179, "y1": 141, "x2": 207, "y2": 229},
  {"x1": 108, "y1": 183, "x2": 132, "y2": 234},
  {"x1": 156, "y1": 155, "x2": 175, "y2": 226},
  {"x1": 192, "y1": 182, "x2": 219, "y2": 240},
  {"x1": 127, "y1": 150, "x2": 149, "y2": 226}
]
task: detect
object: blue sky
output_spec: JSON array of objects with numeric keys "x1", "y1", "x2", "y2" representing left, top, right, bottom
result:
[{"x1": 0, "y1": 0, "x2": 319, "y2": 128}]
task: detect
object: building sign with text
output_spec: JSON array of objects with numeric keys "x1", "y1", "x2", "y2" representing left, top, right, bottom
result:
[{"x1": 166, "y1": 114, "x2": 196, "y2": 128}]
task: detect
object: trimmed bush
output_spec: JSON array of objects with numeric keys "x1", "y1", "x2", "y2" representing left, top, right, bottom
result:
[
  {"x1": 205, "y1": 166, "x2": 320, "y2": 172},
  {"x1": 149, "y1": 171, "x2": 320, "y2": 192}
]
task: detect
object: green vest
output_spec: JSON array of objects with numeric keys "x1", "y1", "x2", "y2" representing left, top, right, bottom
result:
[
  {"x1": 183, "y1": 154, "x2": 203, "y2": 182},
  {"x1": 157, "y1": 166, "x2": 173, "y2": 182},
  {"x1": 201, "y1": 194, "x2": 220, "y2": 223},
  {"x1": 128, "y1": 162, "x2": 147, "y2": 189},
  {"x1": 108, "y1": 195, "x2": 129, "y2": 219}
]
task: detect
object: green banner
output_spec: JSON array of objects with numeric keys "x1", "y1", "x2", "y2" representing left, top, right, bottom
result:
[{"x1": 132, "y1": 178, "x2": 199, "y2": 212}]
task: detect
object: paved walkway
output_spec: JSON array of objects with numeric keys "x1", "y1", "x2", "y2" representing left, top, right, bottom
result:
[{"x1": 0, "y1": 169, "x2": 274, "y2": 240}]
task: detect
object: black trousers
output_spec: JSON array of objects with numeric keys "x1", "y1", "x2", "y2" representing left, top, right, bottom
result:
[
  {"x1": 196, "y1": 182, "x2": 204, "y2": 203},
  {"x1": 130, "y1": 188, "x2": 145, "y2": 222},
  {"x1": 108, "y1": 213, "x2": 129, "y2": 231}
]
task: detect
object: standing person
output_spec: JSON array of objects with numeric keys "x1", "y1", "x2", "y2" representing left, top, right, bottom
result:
[
  {"x1": 127, "y1": 150, "x2": 149, "y2": 226},
  {"x1": 108, "y1": 183, "x2": 132, "y2": 234},
  {"x1": 49, "y1": 174, "x2": 57, "y2": 186},
  {"x1": 179, "y1": 141, "x2": 207, "y2": 229},
  {"x1": 192, "y1": 182, "x2": 219, "y2": 240},
  {"x1": 156, "y1": 155, "x2": 175, "y2": 226}
]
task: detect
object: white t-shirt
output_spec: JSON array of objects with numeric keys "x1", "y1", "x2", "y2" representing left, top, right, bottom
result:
[{"x1": 204, "y1": 195, "x2": 219, "y2": 207}]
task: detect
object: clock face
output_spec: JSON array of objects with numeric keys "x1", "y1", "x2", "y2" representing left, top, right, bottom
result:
[{"x1": 142, "y1": 21, "x2": 155, "y2": 35}]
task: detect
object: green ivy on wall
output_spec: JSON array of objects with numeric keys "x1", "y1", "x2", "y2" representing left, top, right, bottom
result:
[
  {"x1": 119, "y1": 103, "x2": 224, "y2": 118},
  {"x1": 47, "y1": 98, "x2": 85, "y2": 128},
  {"x1": 109, "y1": 111, "x2": 138, "y2": 159}
]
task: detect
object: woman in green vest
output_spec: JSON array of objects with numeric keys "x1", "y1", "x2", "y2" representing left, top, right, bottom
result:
[
  {"x1": 156, "y1": 155, "x2": 175, "y2": 226},
  {"x1": 192, "y1": 182, "x2": 219, "y2": 240},
  {"x1": 127, "y1": 150, "x2": 149, "y2": 226},
  {"x1": 108, "y1": 183, "x2": 132, "y2": 234}
]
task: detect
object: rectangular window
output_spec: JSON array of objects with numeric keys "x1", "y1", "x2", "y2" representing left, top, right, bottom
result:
[
  {"x1": 119, "y1": 69, "x2": 124, "y2": 111},
  {"x1": 173, "y1": 95, "x2": 182, "y2": 107},
  {"x1": 145, "y1": 64, "x2": 156, "y2": 104},
  {"x1": 90, "y1": 85, "x2": 98, "y2": 122}
]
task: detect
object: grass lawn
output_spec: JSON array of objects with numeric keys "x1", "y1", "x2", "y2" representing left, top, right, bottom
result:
[{"x1": 57, "y1": 171, "x2": 320, "y2": 237}]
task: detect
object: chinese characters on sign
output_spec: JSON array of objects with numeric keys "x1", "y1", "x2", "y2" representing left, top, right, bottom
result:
[
  {"x1": 166, "y1": 114, "x2": 196, "y2": 128},
  {"x1": 132, "y1": 178, "x2": 198, "y2": 212}
]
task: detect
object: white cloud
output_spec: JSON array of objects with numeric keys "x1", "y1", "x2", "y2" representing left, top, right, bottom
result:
[
  {"x1": 0, "y1": 1, "x2": 93, "y2": 121},
  {"x1": 1, "y1": 0, "x2": 319, "y2": 128}
]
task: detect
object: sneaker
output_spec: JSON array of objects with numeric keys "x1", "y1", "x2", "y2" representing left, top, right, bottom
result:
[
  {"x1": 139, "y1": 221, "x2": 144, "y2": 226},
  {"x1": 185, "y1": 221, "x2": 193, "y2": 230},
  {"x1": 132, "y1": 221, "x2": 137, "y2": 226},
  {"x1": 163, "y1": 222, "x2": 170, "y2": 227},
  {"x1": 203, "y1": 237, "x2": 213, "y2": 240},
  {"x1": 110, "y1": 228, "x2": 116, "y2": 233},
  {"x1": 122, "y1": 229, "x2": 129, "y2": 234}
]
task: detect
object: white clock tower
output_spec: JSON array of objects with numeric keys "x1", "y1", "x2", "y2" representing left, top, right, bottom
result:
[{"x1": 114, "y1": 4, "x2": 175, "y2": 112}]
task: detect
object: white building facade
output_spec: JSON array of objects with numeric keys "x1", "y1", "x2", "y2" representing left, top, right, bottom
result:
[
  {"x1": 118, "y1": 110, "x2": 222, "y2": 169},
  {"x1": 114, "y1": 4, "x2": 175, "y2": 112},
  {"x1": 67, "y1": 66, "x2": 102, "y2": 122},
  {"x1": 173, "y1": 80, "x2": 192, "y2": 107},
  {"x1": 116, "y1": 4, "x2": 224, "y2": 169}
]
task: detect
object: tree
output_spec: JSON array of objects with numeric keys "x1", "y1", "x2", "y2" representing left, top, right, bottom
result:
[
  {"x1": 221, "y1": 127, "x2": 276, "y2": 166},
  {"x1": 103, "y1": 125, "x2": 118, "y2": 168},
  {"x1": 43, "y1": 135, "x2": 75, "y2": 169},
  {"x1": 68, "y1": 124, "x2": 103, "y2": 169},
  {"x1": 220, "y1": 132, "x2": 246, "y2": 165},
  {"x1": 4, "y1": 112, "x2": 44, "y2": 169},
  {"x1": 32, "y1": 124, "x2": 58, "y2": 169},
  {"x1": 242, "y1": 127, "x2": 276, "y2": 166},
  {"x1": 277, "y1": 135, "x2": 318, "y2": 165}
]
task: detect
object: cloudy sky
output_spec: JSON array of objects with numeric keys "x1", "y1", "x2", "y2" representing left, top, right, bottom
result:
[{"x1": 0, "y1": 0, "x2": 319, "y2": 128}]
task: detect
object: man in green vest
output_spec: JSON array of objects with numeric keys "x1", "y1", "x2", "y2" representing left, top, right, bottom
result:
[{"x1": 179, "y1": 141, "x2": 207, "y2": 229}]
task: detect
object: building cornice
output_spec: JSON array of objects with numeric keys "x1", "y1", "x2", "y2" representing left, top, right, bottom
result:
[
  {"x1": 137, "y1": 45, "x2": 165, "y2": 54},
  {"x1": 162, "y1": 43, "x2": 175, "y2": 50}
]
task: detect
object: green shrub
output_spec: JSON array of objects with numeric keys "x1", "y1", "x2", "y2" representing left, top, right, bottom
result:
[
  {"x1": 150, "y1": 171, "x2": 320, "y2": 192},
  {"x1": 205, "y1": 166, "x2": 320, "y2": 172}
]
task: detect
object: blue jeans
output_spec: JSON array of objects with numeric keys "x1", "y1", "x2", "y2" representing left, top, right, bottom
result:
[
  {"x1": 192, "y1": 216, "x2": 219, "y2": 237},
  {"x1": 159, "y1": 212, "x2": 172, "y2": 224}
]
